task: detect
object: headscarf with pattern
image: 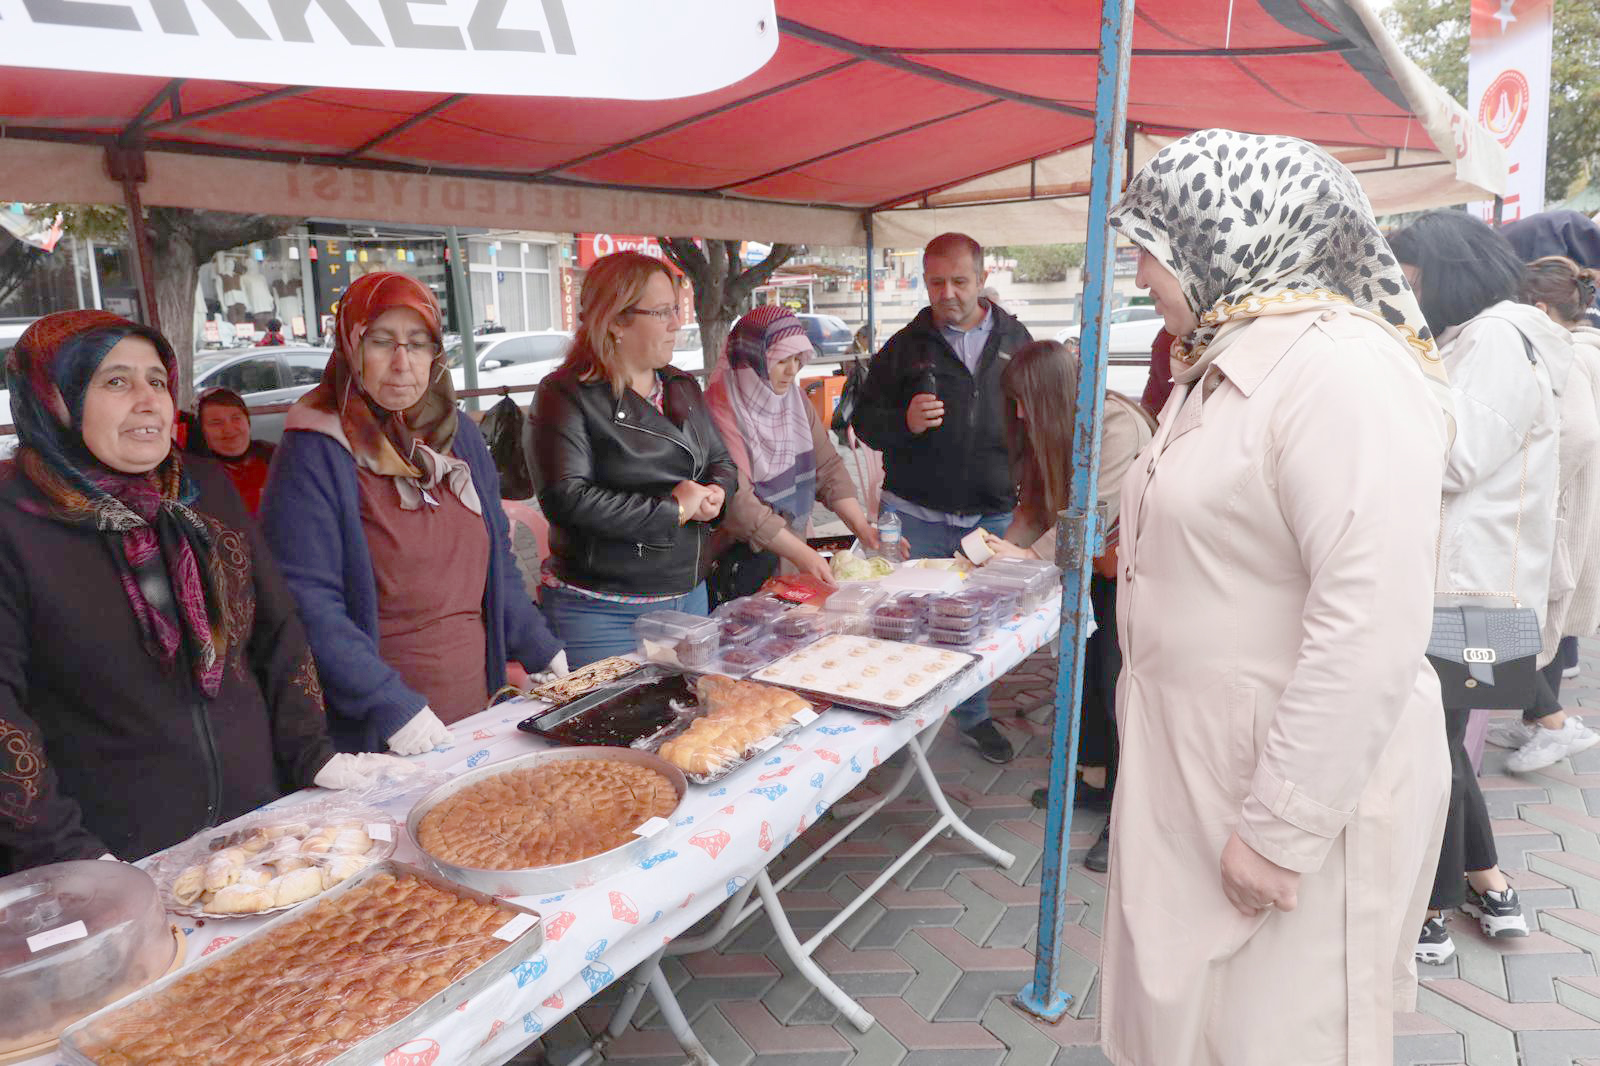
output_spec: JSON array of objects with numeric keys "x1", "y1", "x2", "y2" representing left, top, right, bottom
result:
[
  {"x1": 288, "y1": 272, "x2": 477, "y2": 512},
  {"x1": 705, "y1": 306, "x2": 817, "y2": 524},
  {"x1": 1108, "y1": 129, "x2": 1452, "y2": 421},
  {"x1": 5, "y1": 311, "x2": 231, "y2": 697}
]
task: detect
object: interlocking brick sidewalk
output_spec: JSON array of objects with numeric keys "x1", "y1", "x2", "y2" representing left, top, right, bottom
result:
[{"x1": 516, "y1": 637, "x2": 1600, "y2": 1065}]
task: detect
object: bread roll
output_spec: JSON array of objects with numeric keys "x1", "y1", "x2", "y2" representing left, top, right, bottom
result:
[
  {"x1": 272, "y1": 868, "x2": 325, "y2": 907},
  {"x1": 172, "y1": 865, "x2": 206, "y2": 906},
  {"x1": 205, "y1": 884, "x2": 274, "y2": 914}
]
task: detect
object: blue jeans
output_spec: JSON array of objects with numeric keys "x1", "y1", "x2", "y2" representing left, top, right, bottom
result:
[
  {"x1": 542, "y1": 584, "x2": 710, "y2": 669},
  {"x1": 887, "y1": 507, "x2": 1013, "y2": 732}
]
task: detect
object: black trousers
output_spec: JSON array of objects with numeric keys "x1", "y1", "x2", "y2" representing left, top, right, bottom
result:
[
  {"x1": 1079, "y1": 573, "x2": 1121, "y2": 792},
  {"x1": 1429, "y1": 707, "x2": 1500, "y2": 909},
  {"x1": 1525, "y1": 657, "x2": 1567, "y2": 722}
]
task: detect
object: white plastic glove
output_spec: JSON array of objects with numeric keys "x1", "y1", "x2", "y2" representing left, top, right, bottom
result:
[
  {"x1": 313, "y1": 752, "x2": 422, "y2": 790},
  {"x1": 547, "y1": 650, "x2": 570, "y2": 678},
  {"x1": 386, "y1": 707, "x2": 452, "y2": 757}
]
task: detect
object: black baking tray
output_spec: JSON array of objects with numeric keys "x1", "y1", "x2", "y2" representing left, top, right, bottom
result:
[{"x1": 517, "y1": 666, "x2": 693, "y2": 747}]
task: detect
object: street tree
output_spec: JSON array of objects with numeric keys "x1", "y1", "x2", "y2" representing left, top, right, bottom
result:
[
  {"x1": 655, "y1": 238, "x2": 799, "y2": 371},
  {"x1": 994, "y1": 244, "x2": 1086, "y2": 284},
  {"x1": 30, "y1": 204, "x2": 300, "y2": 405},
  {"x1": 1383, "y1": 0, "x2": 1600, "y2": 206}
]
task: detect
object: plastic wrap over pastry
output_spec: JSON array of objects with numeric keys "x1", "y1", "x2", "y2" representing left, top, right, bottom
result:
[
  {"x1": 149, "y1": 799, "x2": 407, "y2": 918},
  {"x1": 654, "y1": 675, "x2": 815, "y2": 781},
  {"x1": 63, "y1": 868, "x2": 537, "y2": 1066}
]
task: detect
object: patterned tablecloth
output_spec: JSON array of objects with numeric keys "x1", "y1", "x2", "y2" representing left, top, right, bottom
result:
[{"x1": 30, "y1": 598, "x2": 1059, "y2": 1066}]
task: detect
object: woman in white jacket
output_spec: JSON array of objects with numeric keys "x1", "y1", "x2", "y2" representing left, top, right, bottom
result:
[{"x1": 1390, "y1": 211, "x2": 1576, "y2": 963}]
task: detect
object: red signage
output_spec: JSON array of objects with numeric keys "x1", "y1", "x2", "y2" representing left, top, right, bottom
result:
[{"x1": 576, "y1": 233, "x2": 669, "y2": 269}]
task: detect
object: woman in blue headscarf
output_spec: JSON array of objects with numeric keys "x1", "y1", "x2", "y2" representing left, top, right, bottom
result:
[{"x1": 703, "y1": 305, "x2": 879, "y2": 603}]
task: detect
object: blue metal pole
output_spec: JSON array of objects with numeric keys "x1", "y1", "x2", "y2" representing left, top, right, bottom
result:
[{"x1": 1015, "y1": 0, "x2": 1134, "y2": 1024}]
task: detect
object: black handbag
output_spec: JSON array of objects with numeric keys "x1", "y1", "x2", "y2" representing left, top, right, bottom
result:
[
  {"x1": 830, "y1": 358, "x2": 867, "y2": 437},
  {"x1": 1426, "y1": 331, "x2": 1543, "y2": 710}
]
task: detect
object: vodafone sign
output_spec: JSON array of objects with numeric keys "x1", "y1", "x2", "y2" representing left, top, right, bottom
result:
[{"x1": 577, "y1": 234, "x2": 668, "y2": 269}]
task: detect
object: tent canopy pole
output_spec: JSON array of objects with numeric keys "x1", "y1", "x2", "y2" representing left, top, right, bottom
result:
[
  {"x1": 105, "y1": 145, "x2": 163, "y2": 335},
  {"x1": 1015, "y1": 0, "x2": 1135, "y2": 1024}
]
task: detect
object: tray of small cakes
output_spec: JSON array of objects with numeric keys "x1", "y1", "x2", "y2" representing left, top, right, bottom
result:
[
  {"x1": 148, "y1": 803, "x2": 401, "y2": 919},
  {"x1": 57, "y1": 860, "x2": 542, "y2": 1066},
  {"x1": 516, "y1": 671, "x2": 828, "y2": 785}
]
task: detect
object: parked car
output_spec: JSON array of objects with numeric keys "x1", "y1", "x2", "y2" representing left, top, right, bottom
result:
[
  {"x1": 192, "y1": 345, "x2": 332, "y2": 443},
  {"x1": 798, "y1": 313, "x2": 855, "y2": 357},
  {"x1": 1054, "y1": 303, "x2": 1162, "y2": 355},
  {"x1": 447, "y1": 330, "x2": 573, "y2": 398}
]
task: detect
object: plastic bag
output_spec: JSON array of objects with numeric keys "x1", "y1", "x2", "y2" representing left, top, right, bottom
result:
[
  {"x1": 649, "y1": 674, "x2": 820, "y2": 783},
  {"x1": 480, "y1": 395, "x2": 534, "y2": 500}
]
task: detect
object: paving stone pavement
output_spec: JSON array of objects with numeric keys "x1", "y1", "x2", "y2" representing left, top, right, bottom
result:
[{"x1": 513, "y1": 635, "x2": 1600, "y2": 1065}]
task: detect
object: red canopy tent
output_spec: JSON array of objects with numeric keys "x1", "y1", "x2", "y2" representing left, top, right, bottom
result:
[{"x1": 1, "y1": 0, "x2": 1502, "y2": 251}]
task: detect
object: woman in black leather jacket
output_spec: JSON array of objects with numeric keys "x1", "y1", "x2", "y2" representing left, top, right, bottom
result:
[{"x1": 530, "y1": 251, "x2": 738, "y2": 667}]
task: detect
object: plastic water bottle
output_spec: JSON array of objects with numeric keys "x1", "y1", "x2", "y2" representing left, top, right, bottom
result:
[{"x1": 875, "y1": 509, "x2": 902, "y2": 562}]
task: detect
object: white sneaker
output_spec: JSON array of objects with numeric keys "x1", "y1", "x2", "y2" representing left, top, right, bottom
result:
[
  {"x1": 1487, "y1": 719, "x2": 1540, "y2": 749},
  {"x1": 1564, "y1": 664, "x2": 1582, "y2": 680},
  {"x1": 1506, "y1": 717, "x2": 1600, "y2": 772}
]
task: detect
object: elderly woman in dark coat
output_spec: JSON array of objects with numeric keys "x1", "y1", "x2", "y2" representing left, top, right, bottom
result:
[{"x1": 0, "y1": 312, "x2": 396, "y2": 874}]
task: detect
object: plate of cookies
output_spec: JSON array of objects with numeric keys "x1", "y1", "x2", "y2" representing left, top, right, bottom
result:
[{"x1": 151, "y1": 805, "x2": 400, "y2": 918}]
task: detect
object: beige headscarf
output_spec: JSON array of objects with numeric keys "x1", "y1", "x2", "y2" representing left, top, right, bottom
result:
[{"x1": 1108, "y1": 129, "x2": 1452, "y2": 425}]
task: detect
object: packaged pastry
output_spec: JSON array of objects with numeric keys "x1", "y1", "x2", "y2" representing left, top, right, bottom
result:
[
  {"x1": 150, "y1": 805, "x2": 400, "y2": 918},
  {"x1": 634, "y1": 610, "x2": 721, "y2": 670},
  {"x1": 63, "y1": 866, "x2": 537, "y2": 1066},
  {"x1": 751, "y1": 634, "x2": 977, "y2": 714},
  {"x1": 655, "y1": 675, "x2": 816, "y2": 780}
]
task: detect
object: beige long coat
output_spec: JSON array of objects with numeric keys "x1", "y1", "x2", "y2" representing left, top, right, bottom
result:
[{"x1": 1100, "y1": 306, "x2": 1452, "y2": 1066}]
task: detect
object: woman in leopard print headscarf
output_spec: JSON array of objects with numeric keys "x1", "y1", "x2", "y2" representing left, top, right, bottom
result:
[{"x1": 1095, "y1": 130, "x2": 1452, "y2": 1066}]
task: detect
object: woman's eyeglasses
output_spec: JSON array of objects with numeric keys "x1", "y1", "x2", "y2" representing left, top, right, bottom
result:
[
  {"x1": 625, "y1": 305, "x2": 682, "y2": 322},
  {"x1": 364, "y1": 334, "x2": 442, "y2": 358}
]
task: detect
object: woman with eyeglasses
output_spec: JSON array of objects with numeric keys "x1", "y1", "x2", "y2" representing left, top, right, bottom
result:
[
  {"x1": 262, "y1": 273, "x2": 565, "y2": 756},
  {"x1": 529, "y1": 251, "x2": 738, "y2": 666}
]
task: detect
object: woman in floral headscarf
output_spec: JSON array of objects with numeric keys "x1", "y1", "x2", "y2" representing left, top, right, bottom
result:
[
  {"x1": 262, "y1": 273, "x2": 564, "y2": 756},
  {"x1": 1096, "y1": 130, "x2": 1453, "y2": 1066},
  {"x1": 0, "y1": 312, "x2": 404, "y2": 874},
  {"x1": 703, "y1": 305, "x2": 879, "y2": 603}
]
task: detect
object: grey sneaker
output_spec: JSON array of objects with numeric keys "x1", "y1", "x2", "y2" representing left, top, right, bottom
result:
[
  {"x1": 964, "y1": 720, "x2": 1015, "y2": 764},
  {"x1": 1416, "y1": 916, "x2": 1455, "y2": 965},
  {"x1": 1486, "y1": 718, "x2": 1539, "y2": 750},
  {"x1": 1506, "y1": 717, "x2": 1600, "y2": 772},
  {"x1": 1460, "y1": 885, "x2": 1529, "y2": 938}
]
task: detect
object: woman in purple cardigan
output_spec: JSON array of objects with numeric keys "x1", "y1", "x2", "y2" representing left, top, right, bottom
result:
[{"x1": 261, "y1": 273, "x2": 564, "y2": 755}]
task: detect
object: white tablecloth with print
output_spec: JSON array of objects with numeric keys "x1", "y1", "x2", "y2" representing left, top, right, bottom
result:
[{"x1": 27, "y1": 598, "x2": 1059, "y2": 1066}]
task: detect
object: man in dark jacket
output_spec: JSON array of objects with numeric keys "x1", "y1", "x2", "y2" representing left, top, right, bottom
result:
[{"x1": 852, "y1": 232, "x2": 1033, "y2": 763}]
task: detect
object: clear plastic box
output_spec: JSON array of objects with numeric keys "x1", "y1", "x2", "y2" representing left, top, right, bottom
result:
[
  {"x1": 714, "y1": 613, "x2": 767, "y2": 646},
  {"x1": 928, "y1": 591, "x2": 987, "y2": 625},
  {"x1": 927, "y1": 621, "x2": 983, "y2": 647},
  {"x1": 634, "y1": 610, "x2": 721, "y2": 670},
  {"x1": 823, "y1": 584, "x2": 887, "y2": 617},
  {"x1": 870, "y1": 600, "x2": 925, "y2": 642},
  {"x1": 961, "y1": 586, "x2": 1021, "y2": 628},
  {"x1": 1, "y1": 860, "x2": 176, "y2": 1054},
  {"x1": 982, "y1": 559, "x2": 1063, "y2": 610},
  {"x1": 771, "y1": 611, "x2": 833, "y2": 642},
  {"x1": 968, "y1": 569, "x2": 1041, "y2": 613},
  {"x1": 718, "y1": 596, "x2": 790, "y2": 626}
]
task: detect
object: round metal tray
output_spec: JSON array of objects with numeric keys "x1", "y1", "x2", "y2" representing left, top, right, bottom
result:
[{"x1": 404, "y1": 747, "x2": 687, "y2": 896}]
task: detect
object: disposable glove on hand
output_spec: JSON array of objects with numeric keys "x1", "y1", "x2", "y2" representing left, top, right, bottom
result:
[
  {"x1": 547, "y1": 650, "x2": 570, "y2": 678},
  {"x1": 386, "y1": 707, "x2": 452, "y2": 756},
  {"x1": 313, "y1": 752, "x2": 422, "y2": 790}
]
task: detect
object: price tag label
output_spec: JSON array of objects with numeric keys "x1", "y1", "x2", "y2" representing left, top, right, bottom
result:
[
  {"x1": 791, "y1": 708, "x2": 819, "y2": 725},
  {"x1": 755, "y1": 735, "x2": 782, "y2": 752},
  {"x1": 632, "y1": 816, "x2": 671, "y2": 838},
  {"x1": 493, "y1": 913, "x2": 538, "y2": 942},
  {"x1": 366, "y1": 823, "x2": 394, "y2": 842},
  {"x1": 27, "y1": 921, "x2": 88, "y2": 953}
]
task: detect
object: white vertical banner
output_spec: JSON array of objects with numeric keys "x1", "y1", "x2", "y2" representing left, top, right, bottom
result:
[{"x1": 1467, "y1": 0, "x2": 1554, "y2": 222}]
